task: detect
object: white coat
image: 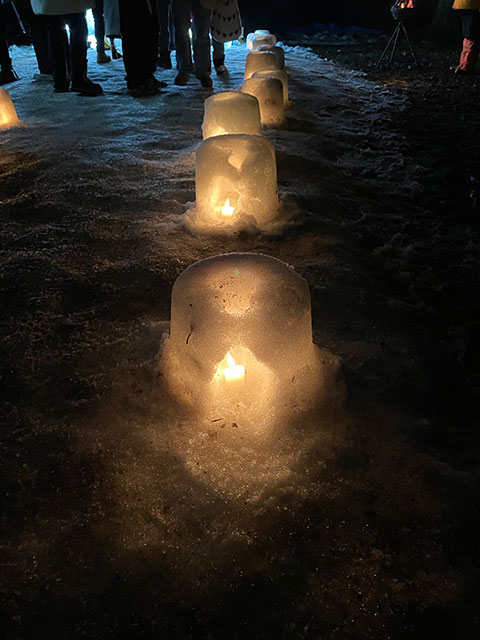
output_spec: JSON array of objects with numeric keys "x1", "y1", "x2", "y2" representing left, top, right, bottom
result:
[{"x1": 31, "y1": 0, "x2": 95, "y2": 15}]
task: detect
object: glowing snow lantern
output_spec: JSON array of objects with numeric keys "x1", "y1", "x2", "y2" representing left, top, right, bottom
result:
[
  {"x1": 246, "y1": 30, "x2": 277, "y2": 51},
  {"x1": 0, "y1": 88, "x2": 19, "y2": 127},
  {"x1": 186, "y1": 133, "x2": 278, "y2": 232},
  {"x1": 202, "y1": 91, "x2": 262, "y2": 140},
  {"x1": 160, "y1": 253, "x2": 325, "y2": 426},
  {"x1": 257, "y1": 45, "x2": 285, "y2": 69},
  {"x1": 241, "y1": 77, "x2": 285, "y2": 127},
  {"x1": 252, "y1": 69, "x2": 289, "y2": 108},
  {"x1": 244, "y1": 50, "x2": 281, "y2": 80}
]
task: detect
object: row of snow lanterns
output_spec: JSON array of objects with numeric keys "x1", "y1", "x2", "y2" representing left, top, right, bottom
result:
[{"x1": 162, "y1": 31, "x2": 324, "y2": 429}]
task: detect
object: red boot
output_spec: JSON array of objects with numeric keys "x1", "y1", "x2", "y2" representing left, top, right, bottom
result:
[{"x1": 453, "y1": 38, "x2": 478, "y2": 74}]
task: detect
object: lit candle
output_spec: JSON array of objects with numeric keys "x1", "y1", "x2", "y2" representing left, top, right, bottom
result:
[
  {"x1": 221, "y1": 198, "x2": 235, "y2": 217},
  {"x1": 224, "y1": 352, "x2": 245, "y2": 383}
]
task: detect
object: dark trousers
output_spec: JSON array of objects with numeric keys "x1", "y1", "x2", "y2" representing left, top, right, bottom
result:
[
  {"x1": 12, "y1": 0, "x2": 51, "y2": 73},
  {"x1": 118, "y1": 0, "x2": 159, "y2": 88},
  {"x1": 92, "y1": 0, "x2": 106, "y2": 54},
  {"x1": 0, "y1": 5, "x2": 12, "y2": 71},
  {"x1": 461, "y1": 10, "x2": 480, "y2": 40},
  {"x1": 43, "y1": 13, "x2": 88, "y2": 88},
  {"x1": 157, "y1": 0, "x2": 171, "y2": 58}
]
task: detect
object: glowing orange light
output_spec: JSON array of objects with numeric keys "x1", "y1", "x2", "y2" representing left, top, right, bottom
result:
[
  {"x1": 224, "y1": 352, "x2": 245, "y2": 382},
  {"x1": 221, "y1": 198, "x2": 235, "y2": 217}
]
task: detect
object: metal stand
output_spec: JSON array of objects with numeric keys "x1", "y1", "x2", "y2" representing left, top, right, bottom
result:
[{"x1": 376, "y1": 20, "x2": 418, "y2": 68}]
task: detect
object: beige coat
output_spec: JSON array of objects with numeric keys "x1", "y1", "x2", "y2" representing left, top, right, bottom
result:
[
  {"x1": 453, "y1": 0, "x2": 480, "y2": 9},
  {"x1": 31, "y1": 0, "x2": 95, "y2": 14}
]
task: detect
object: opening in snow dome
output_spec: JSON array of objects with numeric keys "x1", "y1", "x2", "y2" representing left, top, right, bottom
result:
[
  {"x1": 202, "y1": 91, "x2": 262, "y2": 140},
  {"x1": 159, "y1": 253, "x2": 325, "y2": 427},
  {"x1": 244, "y1": 50, "x2": 281, "y2": 80},
  {"x1": 241, "y1": 77, "x2": 285, "y2": 127},
  {"x1": 187, "y1": 133, "x2": 279, "y2": 232},
  {"x1": 251, "y1": 69, "x2": 289, "y2": 108},
  {"x1": 257, "y1": 45, "x2": 285, "y2": 69},
  {"x1": 246, "y1": 31, "x2": 277, "y2": 51},
  {"x1": 0, "y1": 89, "x2": 19, "y2": 127}
]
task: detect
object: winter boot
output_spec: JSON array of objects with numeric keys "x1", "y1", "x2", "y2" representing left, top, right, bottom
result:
[{"x1": 452, "y1": 38, "x2": 479, "y2": 74}]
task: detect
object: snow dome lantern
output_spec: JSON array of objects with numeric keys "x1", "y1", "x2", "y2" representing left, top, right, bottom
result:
[
  {"x1": 0, "y1": 88, "x2": 19, "y2": 127},
  {"x1": 246, "y1": 30, "x2": 277, "y2": 51},
  {"x1": 202, "y1": 91, "x2": 262, "y2": 140},
  {"x1": 251, "y1": 69, "x2": 289, "y2": 108},
  {"x1": 187, "y1": 133, "x2": 279, "y2": 232},
  {"x1": 257, "y1": 45, "x2": 285, "y2": 69},
  {"x1": 241, "y1": 77, "x2": 285, "y2": 127},
  {"x1": 160, "y1": 253, "x2": 325, "y2": 426},
  {"x1": 244, "y1": 50, "x2": 281, "y2": 80}
]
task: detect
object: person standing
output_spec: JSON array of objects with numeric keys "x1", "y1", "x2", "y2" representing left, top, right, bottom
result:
[
  {"x1": 0, "y1": 0, "x2": 20, "y2": 85},
  {"x1": 118, "y1": 0, "x2": 166, "y2": 96},
  {"x1": 171, "y1": 0, "x2": 212, "y2": 87},
  {"x1": 31, "y1": 0, "x2": 102, "y2": 95},
  {"x1": 92, "y1": 0, "x2": 111, "y2": 64},
  {"x1": 452, "y1": 0, "x2": 480, "y2": 73}
]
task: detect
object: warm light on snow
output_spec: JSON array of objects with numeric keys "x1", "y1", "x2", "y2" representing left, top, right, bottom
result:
[
  {"x1": 244, "y1": 51, "x2": 281, "y2": 80},
  {"x1": 186, "y1": 133, "x2": 279, "y2": 232},
  {"x1": 241, "y1": 77, "x2": 286, "y2": 127},
  {"x1": 202, "y1": 91, "x2": 262, "y2": 140},
  {"x1": 0, "y1": 89, "x2": 19, "y2": 127},
  {"x1": 221, "y1": 198, "x2": 235, "y2": 217},
  {"x1": 257, "y1": 45, "x2": 285, "y2": 69},
  {"x1": 159, "y1": 253, "x2": 328, "y2": 429}
]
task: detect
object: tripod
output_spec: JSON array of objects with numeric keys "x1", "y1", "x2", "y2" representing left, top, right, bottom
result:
[{"x1": 376, "y1": 20, "x2": 418, "y2": 68}]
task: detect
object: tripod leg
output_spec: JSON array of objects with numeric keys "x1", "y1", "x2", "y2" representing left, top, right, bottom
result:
[
  {"x1": 401, "y1": 22, "x2": 419, "y2": 67},
  {"x1": 376, "y1": 22, "x2": 400, "y2": 68},
  {"x1": 389, "y1": 22, "x2": 402, "y2": 65}
]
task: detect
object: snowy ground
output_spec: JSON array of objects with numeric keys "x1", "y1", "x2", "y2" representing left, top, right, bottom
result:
[{"x1": 1, "y1": 43, "x2": 479, "y2": 639}]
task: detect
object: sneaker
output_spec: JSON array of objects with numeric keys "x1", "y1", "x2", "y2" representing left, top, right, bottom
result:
[
  {"x1": 215, "y1": 64, "x2": 228, "y2": 75},
  {"x1": 71, "y1": 78, "x2": 103, "y2": 96},
  {"x1": 199, "y1": 74, "x2": 213, "y2": 88},
  {"x1": 0, "y1": 68, "x2": 18, "y2": 85},
  {"x1": 174, "y1": 71, "x2": 190, "y2": 86}
]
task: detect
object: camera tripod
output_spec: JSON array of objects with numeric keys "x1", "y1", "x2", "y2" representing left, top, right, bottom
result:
[{"x1": 376, "y1": 19, "x2": 418, "y2": 68}]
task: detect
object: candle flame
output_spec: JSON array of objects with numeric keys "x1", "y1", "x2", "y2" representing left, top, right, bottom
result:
[
  {"x1": 221, "y1": 198, "x2": 235, "y2": 217},
  {"x1": 224, "y1": 352, "x2": 245, "y2": 381}
]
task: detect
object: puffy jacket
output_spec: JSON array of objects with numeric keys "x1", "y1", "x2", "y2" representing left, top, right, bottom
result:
[
  {"x1": 31, "y1": 0, "x2": 95, "y2": 14},
  {"x1": 453, "y1": 0, "x2": 480, "y2": 9}
]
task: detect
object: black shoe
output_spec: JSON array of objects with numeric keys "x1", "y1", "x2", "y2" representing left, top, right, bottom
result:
[
  {"x1": 157, "y1": 55, "x2": 172, "y2": 69},
  {"x1": 0, "y1": 68, "x2": 18, "y2": 85},
  {"x1": 215, "y1": 64, "x2": 228, "y2": 75},
  {"x1": 54, "y1": 83, "x2": 70, "y2": 93},
  {"x1": 199, "y1": 74, "x2": 213, "y2": 88},
  {"x1": 174, "y1": 71, "x2": 190, "y2": 86},
  {"x1": 71, "y1": 78, "x2": 103, "y2": 96},
  {"x1": 150, "y1": 75, "x2": 168, "y2": 89},
  {"x1": 128, "y1": 77, "x2": 159, "y2": 97}
]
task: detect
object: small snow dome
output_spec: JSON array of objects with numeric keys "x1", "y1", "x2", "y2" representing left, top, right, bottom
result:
[
  {"x1": 257, "y1": 45, "x2": 285, "y2": 69},
  {"x1": 188, "y1": 133, "x2": 278, "y2": 232},
  {"x1": 246, "y1": 30, "x2": 277, "y2": 51},
  {"x1": 160, "y1": 253, "x2": 324, "y2": 427},
  {"x1": 202, "y1": 91, "x2": 262, "y2": 140},
  {"x1": 241, "y1": 77, "x2": 285, "y2": 127},
  {"x1": 0, "y1": 88, "x2": 19, "y2": 127},
  {"x1": 244, "y1": 51, "x2": 281, "y2": 80},
  {"x1": 252, "y1": 69, "x2": 289, "y2": 108}
]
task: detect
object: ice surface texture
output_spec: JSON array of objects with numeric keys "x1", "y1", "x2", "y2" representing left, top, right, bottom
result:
[
  {"x1": 246, "y1": 32, "x2": 277, "y2": 51},
  {"x1": 202, "y1": 91, "x2": 262, "y2": 140},
  {"x1": 241, "y1": 76, "x2": 286, "y2": 127},
  {"x1": 244, "y1": 51, "x2": 282, "y2": 80},
  {"x1": 186, "y1": 133, "x2": 283, "y2": 233},
  {"x1": 257, "y1": 45, "x2": 285, "y2": 69},
  {"x1": 159, "y1": 253, "x2": 332, "y2": 430},
  {"x1": 0, "y1": 88, "x2": 19, "y2": 127}
]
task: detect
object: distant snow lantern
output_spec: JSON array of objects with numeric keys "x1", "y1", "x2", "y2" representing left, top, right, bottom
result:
[
  {"x1": 241, "y1": 77, "x2": 285, "y2": 127},
  {"x1": 246, "y1": 30, "x2": 277, "y2": 51},
  {"x1": 0, "y1": 88, "x2": 19, "y2": 127},
  {"x1": 202, "y1": 91, "x2": 262, "y2": 140},
  {"x1": 160, "y1": 253, "x2": 325, "y2": 424},
  {"x1": 257, "y1": 45, "x2": 285, "y2": 69},
  {"x1": 244, "y1": 50, "x2": 281, "y2": 80},
  {"x1": 187, "y1": 134, "x2": 278, "y2": 232},
  {"x1": 251, "y1": 69, "x2": 289, "y2": 108}
]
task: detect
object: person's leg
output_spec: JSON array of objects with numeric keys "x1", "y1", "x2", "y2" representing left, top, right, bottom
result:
[
  {"x1": 43, "y1": 15, "x2": 70, "y2": 90},
  {"x1": 454, "y1": 10, "x2": 480, "y2": 73},
  {"x1": 10, "y1": 0, "x2": 50, "y2": 74},
  {"x1": 191, "y1": 0, "x2": 211, "y2": 82},
  {"x1": 67, "y1": 12, "x2": 102, "y2": 94},
  {"x1": 212, "y1": 36, "x2": 226, "y2": 73},
  {"x1": 0, "y1": 4, "x2": 17, "y2": 83},
  {"x1": 172, "y1": 0, "x2": 193, "y2": 79},
  {"x1": 92, "y1": 0, "x2": 110, "y2": 62},
  {"x1": 157, "y1": 0, "x2": 171, "y2": 67}
]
